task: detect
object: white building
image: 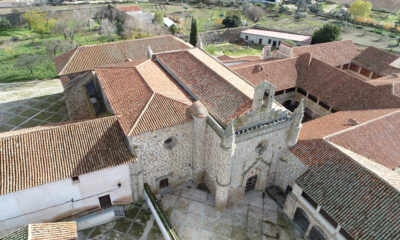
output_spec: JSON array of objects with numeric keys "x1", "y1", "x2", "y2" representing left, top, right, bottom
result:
[{"x1": 241, "y1": 29, "x2": 312, "y2": 46}]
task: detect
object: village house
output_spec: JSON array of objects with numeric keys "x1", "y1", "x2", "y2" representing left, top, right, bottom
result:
[
  {"x1": 0, "y1": 35, "x2": 399, "y2": 239},
  {"x1": 240, "y1": 29, "x2": 312, "y2": 47}
]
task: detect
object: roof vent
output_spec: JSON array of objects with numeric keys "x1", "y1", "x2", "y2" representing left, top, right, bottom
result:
[
  {"x1": 125, "y1": 58, "x2": 132, "y2": 62},
  {"x1": 346, "y1": 118, "x2": 359, "y2": 126},
  {"x1": 255, "y1": 65, "x2": 264, "y2": 72}
]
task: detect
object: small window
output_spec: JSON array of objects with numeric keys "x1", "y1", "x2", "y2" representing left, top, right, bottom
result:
[
  {"x1": 160, "y1": 178, "x2": 169, "y2": 189},
  {"x1": 163, "y1": 137, "x2": 177, "y2": 150},
  {"x1": 245, "y1": 35, "x2": 248, "y2": 40},
  {"x1": 72, "y1": 176, "x2": 79, "y2": 182}
]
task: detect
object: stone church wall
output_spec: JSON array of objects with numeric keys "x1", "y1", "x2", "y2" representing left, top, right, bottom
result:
[
  {"x1": 273, "y1": 150, "x2": 308, "y2": 191},
  {"x1": 203, "y1": 123, "x2": 223, "y2": 195},
  {"x1": 128, "y1": 121, "x2": 194, "y2": 193}
]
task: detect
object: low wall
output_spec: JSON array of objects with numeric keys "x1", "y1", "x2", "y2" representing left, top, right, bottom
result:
[{"x1": 179, "y1": 26, "x2": 251, "y2": 45}]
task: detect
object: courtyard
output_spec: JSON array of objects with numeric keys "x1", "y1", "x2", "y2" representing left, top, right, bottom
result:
[{"x1": 0, "y1": 79, "x2": 68, "y2": 133}]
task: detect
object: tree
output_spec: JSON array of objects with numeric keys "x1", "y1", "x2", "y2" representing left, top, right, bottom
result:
[
  {"x1": 245, "y1": 6, "x2": 265, "y2": 22},
  {"x1": 312, "y1": 24, "x2": 341, "y2": 44},
  {"x1": 14, "y1": 53, "x2": 43, "y2": 77},
  {"x1": 279, "y1": 5, "x2": 289, "y2": 14},
  {"x1": 154, "y1": 11, "x2": 164, "y2": 25},
  {"x1": 100, "y1": 18, "x2": 116, "y2": 41},
  {"x1": 23, "y1": 11, "x2": 48, "y2": 34},
  {"x1": 189, "y1": 18, "x2": 198, "y2": 46},
  {"x1": 349, "y1": 0, "x2": 372, "y2": 17},
  {"x1": 44, "y1": 39, "x2": 75, "y2": 58},
  {"x1": 169, "y1": 24, "x2": 178, "y2": 34},
  {"x1": 0, "y1": 17, "x2": 11, "y2": 30},
  {"x1": 222, "y1": 14, "x2": 241, "y2": 28},
  {"x1": 54, "y1": 15, "x2": 84, "y2": 42}
]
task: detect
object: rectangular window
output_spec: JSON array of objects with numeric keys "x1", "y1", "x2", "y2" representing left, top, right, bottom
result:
[
  {"x1": 258, "y1": 38, "x2": 262, "y2": 45},
  {"x1": 285, "y1": 87, "x2": 295, "y2": 93},
  {"x1": 340, "y1": 228, "x2": 354, "y2": 240},
  {"x1": 318, "y1": 101, "x2": 330, "y2": 110},
  {"x1": 297, "y1": 88, "x2": 307, "y2": 96},
  {"x1": 245, "y1": 35, "x2": 248, "y2": 40},
  {"x1": 301, "y1": 191, "x2": 318, "y2": 209},
  {"x1": 99, "y1": 195, "x2": 112, "y2": 209},
  {"x1": 268, "y1": 39, "x2": 272, "y2": 44},
  {"x1": 319, "y1": 208, "x2": 338, "y2": 228},
  {"x1": 308, "y1": 94, "x2": 318, "y2": 103}
]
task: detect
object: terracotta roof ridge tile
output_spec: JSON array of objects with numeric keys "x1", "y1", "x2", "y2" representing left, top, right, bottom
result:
[
  {"x1": 0, "y1": 116, "x2": 117, "y2": 139},
  {"x1": 231, "y1": 57, "x2": 299, "y2": 70},
  {"x1": 323, "y1": 109, "x2": 400, "y2": 140},
  {"x1": 134, "y1": 61, "x2": 155, "y2": 93},
  {"x1": 128, "y1": 93, "x2": 156, "y2": 136},
  {"x1": 57, "y1": 47, "x2": 79, "y2": 76}
]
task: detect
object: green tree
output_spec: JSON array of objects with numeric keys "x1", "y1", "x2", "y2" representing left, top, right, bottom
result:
[
  {"x1": 349, "y1": 0, "x2": 372, "y2": 17},
  {"x1": 222, "y1": 14, "x2": 240, "y2": 28},
  {"x1": 23, "y1": 11, "x2": 49, "y2": 34},
  {"x1": 154, "y1": 11, "x2": 164, "y2": 25},
  {"x1": 312, "y1": 24, "x2": 341, "y2": 44},
  {"x1": 189, "y1": 18, "x2": 198, "y2": 46},
  {"x1": 0, "y1": 17, "x2": 11, "y2": 30},
  {"x1": 169, "y1": 24, "x2": 178, "y2": 34}
]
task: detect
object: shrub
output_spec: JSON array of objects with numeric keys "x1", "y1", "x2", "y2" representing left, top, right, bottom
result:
[
  {"x1": 382, "y1": 22, "x2": 395, "y2": 30},
  {"x1": 169, "y1": 24, "x2": 178, "y2": 34},
  {"x1": 0, "y1": 17, "x2": 11, "y2": 30},
  {"x1": 349, "y1": 0, "x2": 372, "y2": 17},
  {"x1": 279, "y1": 5, "x2": 289, "y2": 14},
  {"x1": 222, "y1": 14, "x2": 241, "y2": 28},
  {"x1": 309, "y1": 4, "x2": 323, "y2": 15},
  {"x1": 397, "y1": 26, "x2": 400, "y2": 33},
  {"x1": 312, "y1": 23, "x2": 341, "y2": 44},
  {"x1": 364, "y1": 17, "x2": 378, "y2": 26}
]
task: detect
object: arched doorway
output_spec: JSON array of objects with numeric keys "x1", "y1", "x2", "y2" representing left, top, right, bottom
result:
[
  {"x1": 293, "y1": 207, "x2": 310, "y2": 232},
  {"x1": 308, "y1": 226, "x2": 327, "y2": 240},
  {"x1": 245, "y1": 175, "x2": 258, "y2": 192}
]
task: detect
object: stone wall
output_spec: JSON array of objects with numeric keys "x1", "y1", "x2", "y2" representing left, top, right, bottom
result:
[
  {"x1": 128, "y1": 121, "x2": 194, "y2": 194},
  {"x1": 273, "y1": 150, "x2": 308, "y2": 191},
  {"x1": 63, "y1": 72, "x2": 96, "y2": 120},
  {"x1": 203, "y1": 123, "x2": 223, "y2": 195},
  {"x1": 179, "y1": 26, "x2": 251, "y2": 45}
]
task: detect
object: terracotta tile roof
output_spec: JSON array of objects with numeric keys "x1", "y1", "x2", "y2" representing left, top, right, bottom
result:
[
  {"x1": 95, "y1": 60, "x2": 193, "y2": 136},
  {"x1": 292, "y1": 40, "x2": 359, "y2": 66},
  {"x1": 231, "y1": 57, "x2": 299, "y2": 91},
  {"x1": 0, "y1": 117, "x2": 136, "y2": 195},
  {"x1": 299, "y1": 108, "x2": 398, "y2": 140},
  {"x1": 29, "y1": 222, "x2": 77, "y2": 240},
  {"x1": 298, "y1": 58, "x2": 400, "y2": 110},
  {"x1": 155, "y1": 48, "x2": 253, "y2": 125},
  {"x1": 118, "y1": 5, "x2": 141, "y2": 12},
  {"x1": 296, "y1": 142, "x2": 400, "y2": 240},
  {"x1": 289, "y1": 139, "x2": 341, "y2": 167},
  {"x1": 1, "y1": 222, "x2": 77, "y2": 240},
  {"x1": 352, "y1": 46, "x2": 400, "y2": 76},
  {"x1": 55, "y1": 35, "x2": 191, "y2": 76},
  {"x1": 327, "y1": 111, "x2": 400, "y2": 170}
]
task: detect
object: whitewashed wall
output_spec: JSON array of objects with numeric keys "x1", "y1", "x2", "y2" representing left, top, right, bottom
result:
[
  {"x1": 240, "y1": 32, "x2": 309, "y2": 46},
  {"x1": 0, "y1": 164, "x2": 132, "y2": 236}
]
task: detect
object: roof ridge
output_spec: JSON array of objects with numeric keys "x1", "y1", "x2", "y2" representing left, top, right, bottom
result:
[
  {"x1": 156, "y1": 92, "x2": 192, "y2": 106},
  {"x1": 323, "y1": 109, "x2": 400, "y2": 140},
  {"x1": 128, "y1": 92, "x2": 156, "y2": 136},
  {"x1": 231, "y1": 57, "x2": 299, "y2": 70},
  {"x1": 0, "y1": 116, "x2": 117, "y2": 139},
  {"x1": 329, "y1": 142, "x2": 400, "y2": 192},
  {"x1": 57, "y1": 47, "x2": 79, "y2": 76},
  {"x1": 134, "y1": 61, "x2": 155, "y2": 93}
]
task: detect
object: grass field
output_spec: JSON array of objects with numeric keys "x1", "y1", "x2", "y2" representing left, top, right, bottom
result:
[{"x1": 204, "y1": 43, "x2": 263, "y2": 56}]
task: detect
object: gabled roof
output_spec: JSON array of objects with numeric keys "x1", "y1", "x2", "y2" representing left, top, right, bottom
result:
[
  {"x1": 0, "y1": 117, "x2": 135, "y2": 196},
  {"x1": 296, "y1": 141, "x2": 400, "y2": 240},
  {"x1": 54, "y1": 35, "x2": 191, "y2": 77},
  {"x1": 1, "y1": 222, "x2": 77, "y2": 240},
  {"x1": 118, "y1": 5, "x2": 141, "y2": 12},
  {"x1": 292, "y1": 40, "x2": 359, "y2": 66},
  {"x1": 231, "y1": 57, "x2": 300, "y2": 91},
  {"x1": 298, "y1": 58, "x2": 400, "y2": 110},
  {"x1": 352, "y1": 46, "x2": 400, "y2": 76},
  {"x1": 155, "y1": 48, "x2": 254, "y2": 125},
  {"x1": 95, "y1": 60, "x2": 193, "y2": 136}
]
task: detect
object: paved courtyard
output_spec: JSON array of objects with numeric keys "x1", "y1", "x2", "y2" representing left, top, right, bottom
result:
[
  {"x1": 0, "y1": 79, "x2": 69, "y2": 133},
  {"x1": 161, "y1": 182, "x2": 304, "y2": 240}
]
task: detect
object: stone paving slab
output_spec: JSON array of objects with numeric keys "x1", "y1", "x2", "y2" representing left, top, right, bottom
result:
[
  {"x1": 0, "y1": 79, "x2": 69, "y2": 133},
  {"x1": 161, "y1": 182, "x2": 305, "y2": 240}
]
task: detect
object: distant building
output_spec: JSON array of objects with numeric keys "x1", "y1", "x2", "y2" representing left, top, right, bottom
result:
[
  {"x1": 118, "y1": 5, "x2": 142, "y2": 15},
  {"x1": 240, "y1": 29, "x2": 312, "y2": 46},
  {"x1": 163, "y1": 17, "x2": 176, "y2": 28}
]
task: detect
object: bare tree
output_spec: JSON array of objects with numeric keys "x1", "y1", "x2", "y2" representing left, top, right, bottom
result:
[
  {"x1": 44, "y1": 39, "x2": 75, "y2": 58},
  {"x1": 100, "y1": 19, "x2": 116, "y2": 41},
  {"x1": 14, "y1": 53, "x2": 43, "y2": 77},
  {"x1": 245, "y1": 6, "x2": 265, "y2": 22}
]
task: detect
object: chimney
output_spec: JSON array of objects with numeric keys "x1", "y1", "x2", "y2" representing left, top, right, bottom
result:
[
  {"x1": 277, "y1": 42, "x2": 294, "y2": 59},
  {"x1": 260, "y1": 45, "x2": 271, "y2": 60},
  {"x1": 196, "y1": 37, "x2": 203, "y2": 49},
  {"x1": 146, "y1": 46, "x2": 153, "y2": 59}
]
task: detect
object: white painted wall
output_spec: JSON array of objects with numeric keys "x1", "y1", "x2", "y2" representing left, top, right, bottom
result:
[
  {"x1": 240, "y1": 32, "x2": 310, "y2": 46},
  {"x1": 0, "y1": 164, "x2": 133, "y2": 236}
]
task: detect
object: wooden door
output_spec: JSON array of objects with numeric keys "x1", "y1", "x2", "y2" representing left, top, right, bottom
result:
[{"x1": 99, "y1": 195, "x2": 112, "y2": 209}]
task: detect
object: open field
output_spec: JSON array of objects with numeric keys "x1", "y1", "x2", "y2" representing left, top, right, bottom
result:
[
  {"x1": 204, "y1": 43, "x2": 263, "y2": 56},
  {"x1": 330, "y1": 0, "x2": 400, "y2": 12}
]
